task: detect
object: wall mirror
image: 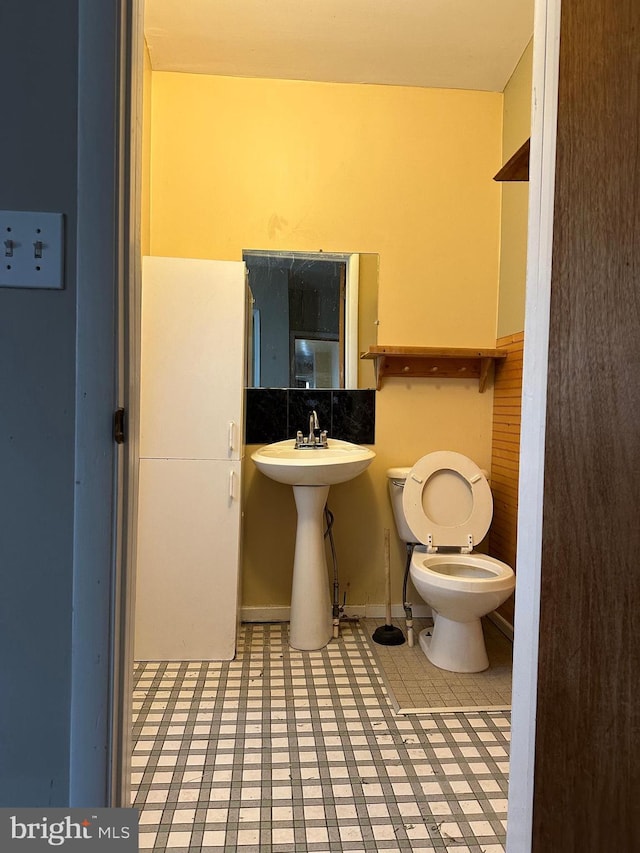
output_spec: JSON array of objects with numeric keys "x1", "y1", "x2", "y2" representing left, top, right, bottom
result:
[{"x1": 243, "y1": 250, "x2": 378, "y2": 389}]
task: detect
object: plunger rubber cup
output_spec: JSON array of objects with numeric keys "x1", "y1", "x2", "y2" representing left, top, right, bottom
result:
[{"x1": 373, "y1": 623, "x2": 406, "y2": 646}]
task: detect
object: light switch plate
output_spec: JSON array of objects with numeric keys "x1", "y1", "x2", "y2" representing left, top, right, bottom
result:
[{"x1": 0, "y1": 210, "x2": 65, "y2": 290}]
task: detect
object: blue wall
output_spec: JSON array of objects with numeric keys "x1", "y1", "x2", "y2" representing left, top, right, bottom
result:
[
  {"x1": 0, "y1": 0, "x2": 80, "y2": 806},
  {"x1": 0, "y1": 0, "x2": 121, "y2": 806}
]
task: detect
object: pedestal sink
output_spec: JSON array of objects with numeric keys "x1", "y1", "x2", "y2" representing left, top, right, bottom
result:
[{"x1": 251, "y1": 439, "x2": 375, "y2": 650}]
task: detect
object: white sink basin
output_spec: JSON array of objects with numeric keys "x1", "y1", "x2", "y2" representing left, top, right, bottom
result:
[
  {"x1": 251, "y1": 438, "x2": 375, "y2": 486},
  {"x1": 251, "y1": 437, "x2": 375, "y2": 650}
]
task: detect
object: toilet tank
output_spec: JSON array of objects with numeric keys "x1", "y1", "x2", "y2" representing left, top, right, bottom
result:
[{"x1": 386, "y1": 467, "x2": 417, "y2": 544}]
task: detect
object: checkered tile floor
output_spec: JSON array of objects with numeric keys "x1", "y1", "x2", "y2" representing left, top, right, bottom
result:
[{"x1": 132, "y1": 622, "x2": 509, "y2": 851}]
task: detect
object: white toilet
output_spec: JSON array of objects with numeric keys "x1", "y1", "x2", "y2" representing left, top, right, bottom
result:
[{"x1": 387, "y1": 451, "x2": 515, "y2": 673}]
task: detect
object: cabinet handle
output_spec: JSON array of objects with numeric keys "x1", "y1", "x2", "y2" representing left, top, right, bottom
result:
[
  {"x1": 229, "y1": 470, "x2": 236, "y2": 500},
  {"x1": 228, "y1": 421, "x2": 235, "y2": 452}
]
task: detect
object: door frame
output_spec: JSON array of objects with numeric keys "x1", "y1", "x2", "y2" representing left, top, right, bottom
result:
[
  {"x1": 108, "y1": 0, "x2": 145, "y2": 807},
  {"x1": 506, "y1": 0, "x2": 561, "y2": 849},
  {"x1": 70, "y1": 0, "x2": 144, "y2": 806}
]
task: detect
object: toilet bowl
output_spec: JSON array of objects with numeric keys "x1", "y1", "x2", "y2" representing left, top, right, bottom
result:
[{"x1": 387, "y1": 451, "x2": 515, "y2": 673}]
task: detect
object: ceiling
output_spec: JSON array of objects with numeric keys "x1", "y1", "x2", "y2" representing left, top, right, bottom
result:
[{"x1": 144, "y1": 0, "x2": 534, "y2": 94}]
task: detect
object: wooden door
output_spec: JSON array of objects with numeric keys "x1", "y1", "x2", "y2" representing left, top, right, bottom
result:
[{"x1": 532, "y1": 2, "x2": 640, "y2": 849}]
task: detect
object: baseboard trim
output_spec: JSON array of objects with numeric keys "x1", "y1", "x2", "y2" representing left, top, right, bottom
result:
[
  {"x1": 240, "y1": 603, "x2": 433, "y2": 623},
  {"x1": 488, "y1": 610, "x2": 514, "y2": 641},
  {"x1": 241, "y1": 606, "x2": 512, "y2": 638},
  {"x1": 240, "y1": 606, "x2": 290, "y2": 623}
]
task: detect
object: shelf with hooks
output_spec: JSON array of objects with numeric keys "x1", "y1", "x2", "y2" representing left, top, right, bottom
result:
[{"x1": 360, "y1": 345, "x2": 507, "y2": 392}]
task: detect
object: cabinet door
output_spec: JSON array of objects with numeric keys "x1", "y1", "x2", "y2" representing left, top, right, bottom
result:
[
  {"x1": 140, "y1": 256, "x2": 246, "y2": 460},
  {"x1": 134, "y1": 458, "x2": 242, "y2": 661}
]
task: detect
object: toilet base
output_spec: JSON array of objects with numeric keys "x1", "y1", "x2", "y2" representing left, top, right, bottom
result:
[{"x1": 418, "y1": 616, "x2": 489, "y2": 673}]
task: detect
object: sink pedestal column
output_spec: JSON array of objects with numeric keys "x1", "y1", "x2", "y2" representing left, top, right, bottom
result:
[{"x1": 289, "y1": 484, "x2": 333, "y2": 650}]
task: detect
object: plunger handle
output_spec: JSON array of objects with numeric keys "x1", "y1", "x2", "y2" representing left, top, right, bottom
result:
[
  {"x1": 372, "y1": 528, "x2": 405, "y2": 646},
  {"x1": 384, "y1": 528, "x2": 392, "y2": 626}
]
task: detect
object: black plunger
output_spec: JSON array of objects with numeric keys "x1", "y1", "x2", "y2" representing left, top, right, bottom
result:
[{"x1": 373, "y1": 529, "x2": 405, "y2": 646}]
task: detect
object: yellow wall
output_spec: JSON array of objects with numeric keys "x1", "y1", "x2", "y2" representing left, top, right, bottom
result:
[
  {"x1": 357, "y1": 253, "x2": 379, "y2": 389},
  {"x1": 141, "y1": 43, "x2": 152, "y2": 256},
  {"x1": 497, "y1": 40, "x2": 533, "y2": 337},
  {"x1": 147, "y1": 71, "x2": 504, "y2": 610}
]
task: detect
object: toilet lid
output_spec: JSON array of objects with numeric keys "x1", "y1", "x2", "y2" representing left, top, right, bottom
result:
[{"x1": 402, "y1": 451, "x2": 493, "y2": 549}]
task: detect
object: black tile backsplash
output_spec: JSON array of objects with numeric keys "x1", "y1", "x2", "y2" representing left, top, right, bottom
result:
[
  {"x1": 244, "y1": 388, "x2": 288, "y2": 444},
  {"x1": 331, "y1": 389, "x2": 376, "y2": 444},
  {"x1": 245, "y1": 389, "x2": 376, "y2": 445}
]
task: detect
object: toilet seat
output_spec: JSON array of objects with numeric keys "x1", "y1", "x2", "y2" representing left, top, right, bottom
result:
[
  {"x1": 410, "y1": 550, "x2": 514, "y2": 593},
  {"x1": 402, "y1": 451, "x2": 493, "y2": 552}
]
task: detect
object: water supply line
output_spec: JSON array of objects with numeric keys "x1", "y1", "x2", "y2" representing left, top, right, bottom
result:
[
  {"x1": 324, "y1": 505, "x2": 341, "y2": 639},
  {"x1": 403, "y1": 542, "x2": 416, "y2": 647}
]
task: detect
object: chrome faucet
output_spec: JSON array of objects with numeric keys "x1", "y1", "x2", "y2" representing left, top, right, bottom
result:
[
  {"x1": 309, "y1": 409, "x2": 319, "y2": 442},
  {"x1": 295, "y1": 409, "x2": 328, "y2": 448}
]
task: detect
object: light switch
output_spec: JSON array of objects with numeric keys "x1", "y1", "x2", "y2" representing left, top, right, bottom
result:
[{"x1": 0, "y1": 210, "x2": 64, "y2": 290}]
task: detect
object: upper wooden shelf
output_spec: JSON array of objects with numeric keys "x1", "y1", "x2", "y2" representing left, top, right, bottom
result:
[
  {"x1": 494, "y1": 138, "x2": 530, "y2": 182},
  {"x1": 361, "y1": 345, "x2": 507, "y2": 392}
]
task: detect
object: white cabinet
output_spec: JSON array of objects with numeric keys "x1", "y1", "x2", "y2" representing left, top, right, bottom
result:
[
  {"x1": 135, "y1": 459, "x2": 242, "y2": 661},
  {"x1": 135, "y1": 256, "x2": 247, "y2": 661},
  {"x1": 139, "y1": 256, "x2": 246, "y2": 460}
]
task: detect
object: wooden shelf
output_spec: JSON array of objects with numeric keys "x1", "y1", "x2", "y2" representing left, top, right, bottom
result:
[
  {"x1": 361, "y1": 345, "x2": 507, "y2": 392},
  {"x1": 494, "y1": 138, "x2": 530, "y2": 182}
]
